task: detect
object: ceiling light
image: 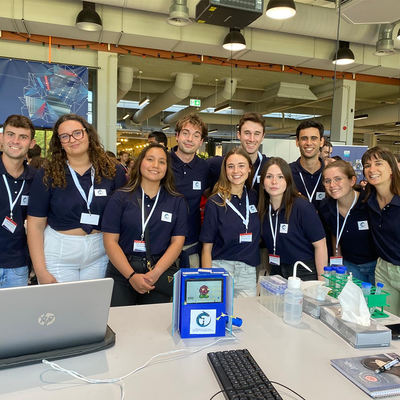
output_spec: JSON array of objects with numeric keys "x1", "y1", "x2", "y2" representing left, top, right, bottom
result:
[
  {"x1": 354, "y1": 114, "x2": 368, "y2": 120},
  {"x1": 162, "y1": 126, "x2": 170, "y2": 131},
  {"x1": 332, "y1": 41, "x2": 355, "y2": 65},
  {"x1": 395, "y1": 141, "x2": 400, "y2": 145},
  {"x1": 266, "y1": 0, "x2": 296, "y2": 20},
  {"x1": 76, "y1": 2, "x2": 102, "y2": 32},
  {"x1": 139, "y1": 97, "x2": 150, "y2": 107},
  {"x1": 214, "y1": 104, "x2": 231, "y2": 113},
  {"x1": 374, "y1": 132, "x2": 385, "y2": 136},
  {"x1": 395, "y1": 122, "x2": 400, "y2": 127},
  {"x1": 122, "y1": 114, "x2": 130, "y2": 120},
  {"x1": 397, "y1": 28, "x2": 400, "y2": 40},
  {"x1": 222, "y1": 28, "x2": 246, "y2": 51},
  {"x1": 209, "y1": 129, "x2": 218, "y2": 134}
]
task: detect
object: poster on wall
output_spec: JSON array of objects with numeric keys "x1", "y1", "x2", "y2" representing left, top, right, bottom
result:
[
  {"x1": 331, "y1": 145, "x2": 368, "y2": 183},
  {"x1": 0, "y1": 58, "x2": 88, "y2": 128}
]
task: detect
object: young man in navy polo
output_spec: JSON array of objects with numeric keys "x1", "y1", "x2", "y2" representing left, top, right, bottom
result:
[
  {"x1": 170, "y1": 113, "x2": 210, "y2": 268},
  {"x1": 0, "y1": 115, "x2": 37, "y2": 288},
  {"x1": 289, "y1": 120, "x2": 326, "y2": 211},
  {"x1": 208, "y1": 112, "x2": 269, "y2": 194}
]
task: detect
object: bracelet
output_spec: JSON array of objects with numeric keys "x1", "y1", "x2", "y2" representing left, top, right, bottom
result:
[{"x1": 127, "y1": 270, "x2": 136, "y2": 282}]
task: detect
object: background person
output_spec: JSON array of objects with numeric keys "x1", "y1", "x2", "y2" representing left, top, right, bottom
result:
[
  {"x1": 0, "y1": 115, "x2": 37, "y2": 288},
  {"x1": 102, "y1": 143, "x2": 187, "y2": 306},
  {"x1": 27, "y1": 114, "x2": 126, "y2": 284},
  {"x1": 148, "y1": 131, "x2": 168, "y2": 148},
  {"x1": 319, "y1": 160, "x2": 377, "y2": 284},
  {"x1": 362, "y1": 146, "x2": 400, "y2": 315},
  {"x1": 200, "y1": 148, "x2": 260, "y2": 297},
  {"x1": 259, "y1": 157, "x2": 327, "y2": 281}
]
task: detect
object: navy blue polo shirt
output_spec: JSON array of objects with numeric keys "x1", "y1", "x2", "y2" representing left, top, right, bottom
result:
[
  {"x1": 262, "y1": 197, "x2": 326, "y2": 265},
  {"x1": 170, "y1": 146, "x2": 211, "y2": 245},
  {"x1": 319, "y1": 191, "x2": 378, "y2": 264},
  {"x1": 28, "y1": 164, "x2": 127, "y2": 234},
  {"x1": 367, "y1": 190, "x2": 400, "y2": 265},
  {"x1": 0, "y1": 155, "x2": 37, "y2": 269},
  {"x1": 289, "y1": 157, "x2": 325, "y2": 210},
  {"x1": 200, "y1": 188, "x2": 261, "y2": 267},
  {"x1": 207, "y1": 152, "x2": 269, "y2": 194},
  {"x1": 102, "y1": 186, "x2": 187, "y2": 256}
]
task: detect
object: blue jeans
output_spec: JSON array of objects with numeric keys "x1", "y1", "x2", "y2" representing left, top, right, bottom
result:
[
  {"x1": 343, "y1": 259, "x2": 376, "y2": 285},
  {"x1": 0, "y1": 266, "x2": 29, "y2": 288}
]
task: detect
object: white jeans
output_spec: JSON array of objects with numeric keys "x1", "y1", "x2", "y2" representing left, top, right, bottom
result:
[
  {"x1": 211, "y1": 260, "x2": 257, "y2": 298},
  {"x1": 44, "y1": 226, "x2": 108, "y2": 282}
]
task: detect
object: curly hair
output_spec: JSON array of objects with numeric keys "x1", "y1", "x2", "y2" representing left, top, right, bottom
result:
[
  {"x1": 43, "y1": 114, "x2": 116, "y2": 188},
  {"x1": 175, "y1": 113, "x2": 208, "y2": 140},
  {"x1": 211, "y1": 147, "x2": 253, "y2": 208}
]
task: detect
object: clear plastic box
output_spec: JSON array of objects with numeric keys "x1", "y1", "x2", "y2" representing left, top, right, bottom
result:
[{"x1": 259, "y1": 275, "x2": 288, "y2": 317}]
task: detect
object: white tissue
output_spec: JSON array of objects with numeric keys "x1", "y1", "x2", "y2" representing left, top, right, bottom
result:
[
  {"x1": 338, "y1": 280, "x2": 371, "y2": 327},
  {"x1": 301, "y1": 280, "x2": 331, "y2": 301}
]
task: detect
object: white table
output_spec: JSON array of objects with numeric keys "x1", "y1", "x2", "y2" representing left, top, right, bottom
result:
[{"x1": 1, "y1": 297, "x2": 400, "y2": 400}]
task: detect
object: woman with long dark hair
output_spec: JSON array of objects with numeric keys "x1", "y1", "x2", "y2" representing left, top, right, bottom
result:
[
  {"x1": 102, "y1": 143, "x2": 187, "y2": 306},
  {"x1": 319, "y1": 160, "x2": 377, "y2": 284},
  {"x1": 258, "y1": 157, "x2": 327, "y2": 281},
  {"x1": 362, "y1": 146, "x2": 400, "y2": 315},
  {"x1": 27, "y1": 114, "x2": 126, "y2": 283},
  {"x1": 200, "y1": 147, "x2": 261, "y2": 297}
]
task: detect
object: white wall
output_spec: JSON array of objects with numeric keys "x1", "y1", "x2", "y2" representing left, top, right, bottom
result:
[{"x1": 262, "y1": 138, "x2": 299, "y2": 163}]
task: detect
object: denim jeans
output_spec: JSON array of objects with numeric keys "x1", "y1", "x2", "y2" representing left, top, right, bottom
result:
[
  {"x1": 0, "y1": 266, "x2": 29, "y2": 288},
  {"x1": 343, "y1": 259, "x2": 377, "y2": 285}
]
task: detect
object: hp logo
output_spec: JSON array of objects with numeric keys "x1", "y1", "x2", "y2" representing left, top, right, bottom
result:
[{"x1": 38, "y1": 313, "x2": 56, "y2": 326}]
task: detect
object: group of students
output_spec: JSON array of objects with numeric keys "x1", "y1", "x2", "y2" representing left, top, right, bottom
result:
[{"x1": 1, "y1": 112, "x2": 400, "y2": 316}]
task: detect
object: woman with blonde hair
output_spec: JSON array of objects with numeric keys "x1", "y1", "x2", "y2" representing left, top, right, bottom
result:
[{"x1": 200, "y1": 147, "x2": 261, "y2": 297}]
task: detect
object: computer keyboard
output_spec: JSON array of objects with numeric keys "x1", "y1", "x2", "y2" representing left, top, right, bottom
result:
[{"x1": 207, "y1": 349, "x2": 283, "y2": 400}]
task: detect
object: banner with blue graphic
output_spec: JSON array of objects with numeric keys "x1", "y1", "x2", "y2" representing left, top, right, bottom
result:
[{"x1": 0, "y1": 58, "x2": 88, "y2": 128}]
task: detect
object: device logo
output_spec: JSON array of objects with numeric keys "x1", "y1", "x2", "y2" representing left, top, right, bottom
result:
[
  {"x1": 196, "y1": 311, "x2": 211, "y2": 328},
  {"x1": 38, "y1": 313, "x2": 56, "y2": 326}
]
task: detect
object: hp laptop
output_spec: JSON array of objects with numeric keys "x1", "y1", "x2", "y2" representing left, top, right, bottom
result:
[{"x1": 0, "y1": 278, "x2": 114, "y2": 360}]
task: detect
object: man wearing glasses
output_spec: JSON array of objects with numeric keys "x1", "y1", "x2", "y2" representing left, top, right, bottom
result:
[
  {"x1": 170, "y1": 114, "x2": 210, "y2": 268},
  {"x1": 290, "y1": 120, "x2": 326, "y2": 211},
  {"x1": 0, "y1": 115, "x2": 37, "y2": 287}
]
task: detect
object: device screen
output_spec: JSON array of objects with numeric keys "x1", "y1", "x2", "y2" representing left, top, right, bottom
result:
[
  {"x1": 185, "y1": 279, "x2": 223, "y2": 304},
  {"x1": 386, "y1": 323, "x2": 400, "y2": 340}
]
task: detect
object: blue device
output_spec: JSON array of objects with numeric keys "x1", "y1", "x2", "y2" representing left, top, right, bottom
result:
[{"x1": 176, "y1": 268, "x2": 233, "y2": 339}]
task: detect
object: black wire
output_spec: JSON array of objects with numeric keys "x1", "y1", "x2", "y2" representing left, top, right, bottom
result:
[{"x1": 209, "y1": 381, "x2": 307, "y2": 400}]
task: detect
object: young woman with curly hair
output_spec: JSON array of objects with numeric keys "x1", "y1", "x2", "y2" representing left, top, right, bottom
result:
[
  {"x1": 200, "y1": 147, "x2": 261, "y2": 297},
  {"x1": 27, "y1": 114, "x2": 127, "y2": 284}
]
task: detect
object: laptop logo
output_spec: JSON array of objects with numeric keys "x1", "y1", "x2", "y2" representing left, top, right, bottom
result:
[{"x1": 38, "y1": 313, "x2": 56, "y2": 326}]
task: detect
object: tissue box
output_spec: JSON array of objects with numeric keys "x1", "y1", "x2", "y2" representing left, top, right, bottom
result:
[
  {"x1": 320, "y1": 305, "x2": 391, "y2": 348},
  {"x1": 303, "y1": 295, "x2": 339, "y2": 319},
  {"x1": 259, "y1": 275, "x2": 287, "y2": 317}
]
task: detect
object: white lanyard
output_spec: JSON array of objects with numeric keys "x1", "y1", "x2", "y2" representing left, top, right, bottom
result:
[
  {"x1": 220, "y1": 188, "x2": 250, "y2": 232},
  {"x1": 335, "y1": 191, "x2": 358, "y2": 255},
  {"x1": 251, "y1": 152, "x2": 263, "y2": 188},
  {"x1": 2, "y1": 175, "x2": 25, "y2": 220},
  {"x1": 299, "y1": 172, "x2": 322, "y2": 203},
  {"x1": 268, "y1": 203, "x2": 279, "y2": 255},
  {"x1": 68, "y1": 163, "x2": 95, "y2": 214},
  {"x1": 141, "y1": 187, "x2": 160, "y2": 241}
]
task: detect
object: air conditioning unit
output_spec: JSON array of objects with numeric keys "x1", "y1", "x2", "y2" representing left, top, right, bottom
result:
[{"x1": 195, "y1": 0, "x2": 263, "y2": 29}]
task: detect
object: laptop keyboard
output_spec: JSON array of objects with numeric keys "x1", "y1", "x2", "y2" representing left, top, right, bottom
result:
[{"x1": 207, "y1": 349, "x2": 282, "y2": 400}]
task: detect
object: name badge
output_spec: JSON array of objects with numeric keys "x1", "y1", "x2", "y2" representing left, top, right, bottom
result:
[
  {"x1": 316, "y1": 192, "x2": 325, "y2": 201},
  {"x1": 95, "y1": 189, "x2": 107, "y2": 197},
  {"x1": 358, "y1": 220, "x2": 369, "y2": 230},
  {"x1": 269, "y1": 254, "x2": 280, "y2": 266},
  {"x1": 239, "y1": 233, "x2": 252, "y2": 243},
  {"x1": 80, "y1": 213, "x2": 100, "y2": 225},
  {"x1": 2, "y1": 216, "x2": 17, "y2": 233},
  {"x1": 21, "y1": 195, "x2": 29, "y2": 206},
  {"x1": 330, "y1": 256, "x2": 343, "y2": 266},
  {"x1": 161, "y1": 212, "x2": 172, "y2": 223},
  {"x1": 256, "y1": 176, "x2": 261, "y2": 183},
  {"x1": 133, "y1": 240, "x2": 146, "y2": 252},
  {"x1": 193, "y1": 181, "x2": 201, "y2": 190},
  {"x1": 279, "y1": 224, "x2": 288, "y2": 234},
  {"x1": 249, "y1": 205, "x2": 257, "y2": 214}
]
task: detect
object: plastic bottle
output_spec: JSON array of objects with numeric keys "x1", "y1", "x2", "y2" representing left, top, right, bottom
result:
[
  {"x1": 375, "y1": 282, "x2": 384, "y2": 295},
  {"x1": 336, "y1": 267, "x2": 345, "y2": 290},
  {"x1": 323, "y1": 266, "x2": 333, "y2": 287},
  {"x1": 362, "y1": 282, "x2": 372, "y2": 297},
  {"x1": 283, "y1": 261, "x2": 313, "y2": 326}
]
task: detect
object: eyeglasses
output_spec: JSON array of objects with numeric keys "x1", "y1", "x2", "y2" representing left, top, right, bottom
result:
[
  {"x1": 58, "y1": 128, "x2": 86, "y2": 143},
  {"x1": 322, "y1": 176, "x2": 345, "y2": 186}
]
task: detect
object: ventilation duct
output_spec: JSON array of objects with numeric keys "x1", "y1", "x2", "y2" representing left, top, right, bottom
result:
[
  {"x1": 167, "y1": 0, "x2": 191, "y2": 26},
  {"x1": 131, "y1": 73, "x2": 194, "y2": 124},
  {"x1": 374, "y1": 23, "x2": 397, "y2": 56},
  {"x1": 163, "y1": 78, "x2": 238, "y2": 124},
  {"x1": 117, "y1": 66, "x2": 136, "y2": 102}
]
